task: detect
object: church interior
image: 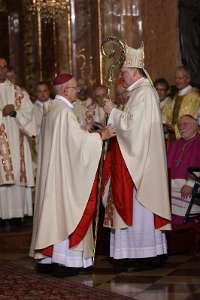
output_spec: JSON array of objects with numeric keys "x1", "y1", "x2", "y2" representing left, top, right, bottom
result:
[{"x1": 0, "y1": 0, "x2": 200, "y2": 299}]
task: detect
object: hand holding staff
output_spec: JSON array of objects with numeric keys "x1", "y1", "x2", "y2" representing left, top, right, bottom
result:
[{"x1": 93, "y1": 37, "x2": 126, "y2": 260}]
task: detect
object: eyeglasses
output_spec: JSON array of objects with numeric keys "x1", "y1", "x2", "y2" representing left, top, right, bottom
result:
[{"x1": 66, "y1": 86, "x2": 79, "y2": 90}]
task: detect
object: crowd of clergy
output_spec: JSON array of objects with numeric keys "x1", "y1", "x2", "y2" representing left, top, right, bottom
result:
[{"x1": 0, "y1": 44, "x2": 200, "y2": 277}]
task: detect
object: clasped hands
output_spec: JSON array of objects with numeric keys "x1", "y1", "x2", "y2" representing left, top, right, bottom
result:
[
  {"x1": 100, "y1": 125, "x2": 116, "y2": 141},
  {"x1": 101, "y1": 99, "x2": 116, "y2": 140},
  {"x1": 83, "y1": 99, "x2": 116, "y2": 140}
]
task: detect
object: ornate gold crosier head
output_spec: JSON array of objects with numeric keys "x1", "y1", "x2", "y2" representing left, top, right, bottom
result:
[{"x1": 101, "y1": 36, "x2": 126, "y2": 98}]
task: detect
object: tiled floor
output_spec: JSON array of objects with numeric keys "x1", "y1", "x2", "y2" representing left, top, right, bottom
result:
[{"x1": 1, "y1": 252, "x2": 200, "y2": 299}]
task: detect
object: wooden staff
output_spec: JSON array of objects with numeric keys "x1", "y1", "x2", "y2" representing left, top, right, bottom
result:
[{"x1": 93, "y1": 36, "x2": 126, "y2": 261}]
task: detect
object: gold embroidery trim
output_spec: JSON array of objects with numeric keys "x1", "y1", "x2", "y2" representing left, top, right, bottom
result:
[
  {"x1": 104, "y1": 187, "x2": 114, "y2": 227},
  {"x1": 14, "y1": 85, "x2": 24, "y2": 110},
  {"x1": 0, "y1": 124, "x2": 14, "y2": 181},
  {"x1": 19, "y1": 131, "x2": 27, "y2": 184},
  {"x1": 172, "y1": 96, "x2": 183, "y2": 125}
]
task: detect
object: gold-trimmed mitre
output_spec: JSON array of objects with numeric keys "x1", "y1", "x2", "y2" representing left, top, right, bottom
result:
[
  {"x1": 123, "y1": 42, "x2": 153, "y2": 85},
  {"x1": 123, "y1": 43, "x2": 144, "y2": 69}
]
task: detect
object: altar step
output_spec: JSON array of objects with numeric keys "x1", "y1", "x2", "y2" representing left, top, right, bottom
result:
[{"x1": 0, "y1": 219, "x2": 32, "y2": 253}]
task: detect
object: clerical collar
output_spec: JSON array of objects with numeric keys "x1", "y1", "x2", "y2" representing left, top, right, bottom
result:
[
  {"x1": 182, "y1": 133, "x2": 199, "y2": 143},
  {"x1": 127, "y1": 77, "x2": 146, "y2": 92},
  {"x1": 55, "y1": 95, "x2": 74, "y2": 108},
  {"x1": 35, "y1": 99, "x2": 51, "y2": 107},
  {"x1": 178, "y1": 85, "x2": 192, "y2": 96}
]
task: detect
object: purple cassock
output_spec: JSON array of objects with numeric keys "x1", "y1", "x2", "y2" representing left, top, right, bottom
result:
[
  {"x1": 167, "y1": 134, "x2": 200, "y2": 223},
  {"x1": 168, "y1": 134, "x2": 200, "y2": 179}
]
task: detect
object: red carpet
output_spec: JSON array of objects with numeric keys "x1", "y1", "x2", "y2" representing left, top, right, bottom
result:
[{"x1": 0, "y1": 262, "x2": 133, "y2": 300}]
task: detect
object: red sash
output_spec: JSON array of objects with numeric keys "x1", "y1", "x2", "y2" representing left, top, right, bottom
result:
[
  {"x1": 39, "y1": 175, "x2": 98, "y2": 256},
  {"x1": 102, "y1": 137, "x2": 170, "y2": 228},
  {"x1": 102, "y1": 137, "x2": 133, "y2": 225},
  {"x1": 40, "y1": 138, "x2": 170, "y2": 257}
]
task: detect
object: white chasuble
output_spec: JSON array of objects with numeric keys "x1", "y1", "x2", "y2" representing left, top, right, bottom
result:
[
  {"x1": 106, "y1": 78, "x2": 171, "y2": 259},
  {"x1": 30, "y1": 96, "x2": 102, "y2": 265}
]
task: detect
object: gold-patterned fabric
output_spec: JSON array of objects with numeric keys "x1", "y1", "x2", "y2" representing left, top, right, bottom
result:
[
  {"x1": 103, "y1": 187, "x2": 115, "y2": 228},
  {"x1": 19, "y1": 131, "x2": 27, "y2": 184},
  {"x1": 0, "y1": 80, "x2": 35, "y2": 186},
  {"x1": 162, "y1": 88, "x2": 200, "y2": 138},
  {"x1": 0, "y1": 124, "x2": 14, "y2": 182},
  {"x1": 160, "y1": 96, "x2": 173, "y2": 123}
]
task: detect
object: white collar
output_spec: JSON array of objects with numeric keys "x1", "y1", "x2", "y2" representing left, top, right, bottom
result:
[
  {"x1": 55, "y1": 95, "x2": 74, "y2": 108},
  {"x1": 178, "y1": 85, "x2": 192, "y2": 96},
  {"x1": 127, "y1": 77, "x2": 145, "y2": 92},
  {"x1": 35, "y1": 99, "x2": 51, "y2": 107}
]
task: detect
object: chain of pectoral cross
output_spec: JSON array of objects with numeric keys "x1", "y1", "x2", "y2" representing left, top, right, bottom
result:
[{"x1": 175, "y1": 139, "x2": 193, "y2": 166}]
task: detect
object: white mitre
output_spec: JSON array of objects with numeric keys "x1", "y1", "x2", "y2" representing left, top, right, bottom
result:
[
  {"x1": 123, "y1": 43, "x2": 145, "y2": 69},
  {"x1": 123, "y1": 43, "x2": 153, "y2": 85}
]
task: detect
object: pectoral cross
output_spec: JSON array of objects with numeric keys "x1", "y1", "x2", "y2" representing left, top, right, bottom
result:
[{"x1": 175, "y1": 159, "x2": 182, "y2": 166}]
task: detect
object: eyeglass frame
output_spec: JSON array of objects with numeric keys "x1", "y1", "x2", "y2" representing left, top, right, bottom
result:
[{"x1": 65, "y1": 86, "x2": 80, "y2": 91}]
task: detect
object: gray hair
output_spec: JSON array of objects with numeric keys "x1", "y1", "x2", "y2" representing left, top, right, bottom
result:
[{"x1": 53, "y1": 82, "x2": 67, "y2": 95}]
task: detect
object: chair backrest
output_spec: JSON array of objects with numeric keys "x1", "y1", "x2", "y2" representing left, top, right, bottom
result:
[{"x1": 188, "y1": 167, "x2": 200, "y2": 183}]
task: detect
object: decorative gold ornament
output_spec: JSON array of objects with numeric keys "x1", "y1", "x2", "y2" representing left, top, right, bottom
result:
[
  {"x1": 76, "y1": 48, "x2": 86, "y2": 79},
  {"x1": 29, "y1": 0, "x2": 69, "y2": 23},
  {"x1": 93, "y1": 37, "x2": 126, "y2": 261},
  {"x1": 101, "y1": 36, "x2": 126, "y2": 88}
]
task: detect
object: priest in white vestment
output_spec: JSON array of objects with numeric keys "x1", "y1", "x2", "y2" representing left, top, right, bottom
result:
[
  {"x1": 73, "y1": 78, "x2": 92, "y2": 125},
  {"x1": 102, "y1": 44, "x2": 171, "y2": 271},
  {"x1": 33, "y1": 81, "x2": 53, "y2": 137},
  {"x1": 89, "y1": 85, "x2": 108, "y2": 129},
  {"x1": 30, "y1": 73, "x2": 115, "y2": 277},
  {"x1": 0, "y1": 58, "x2": 36, "y2": 220},
  {"x1": 32, "y1": 82, "x2": 53, "y2": 176}
]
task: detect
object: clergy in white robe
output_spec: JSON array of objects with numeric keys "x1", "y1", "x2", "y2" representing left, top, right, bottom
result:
[
  {"x1": 33, "y1": 81, "x2": 53, "y2": 136},
  {"x1": 73, "y1": 99, "x2": 87, "y2": 125},
  {"x1": 73, "y1": 78, "x2": 92, "y2": 125},
  {"x1": 103, "y1": 44, "x2": 171, "y2": 267},
  {"x1": 91, "y1": 85, "x2": 108, "y2": 127},
  {"x1": 32, "y1": 82, "x2": 53, "y2": 176},
  {"x1": 0, "y1": 58, "x2": 36, "y2": 219},
  {"x1": 30, "y1": 73, "x2": 115, "y2": 276}
]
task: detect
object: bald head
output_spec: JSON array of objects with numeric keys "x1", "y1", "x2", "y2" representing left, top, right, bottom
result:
[
  {"x1": 175, "y1": 66, "x2": 191, "y2": 90},
  {"x1": 0, "y1": 58, "x2": 8, "y2": 83},
  {"x1": 178, "y1": 115, "x2": 198, "y2": 140}
]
